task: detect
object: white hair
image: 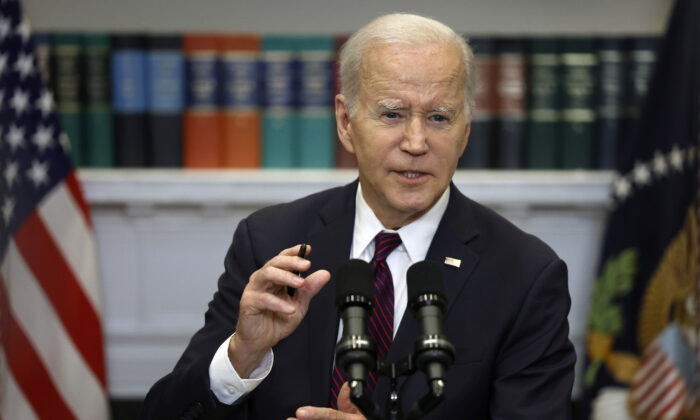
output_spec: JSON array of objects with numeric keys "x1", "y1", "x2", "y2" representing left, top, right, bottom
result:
[{"x1": 339, "y1": 13, "x2": 476, "y2": 119}]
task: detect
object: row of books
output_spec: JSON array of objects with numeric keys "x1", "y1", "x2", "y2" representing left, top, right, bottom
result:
[
  {"x1": 462, "y1": 36, "x2": 658, "y2": 170},
  {"x1": 34, "y1": 32, "x2": 659, "y2": 169}
]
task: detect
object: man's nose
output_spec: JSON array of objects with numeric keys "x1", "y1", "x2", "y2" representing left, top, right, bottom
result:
[{"x1": 401, "y1": 116, "x2": 429, "y2": 155}]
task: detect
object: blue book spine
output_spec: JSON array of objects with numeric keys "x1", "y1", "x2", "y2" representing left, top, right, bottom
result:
[
  {"x1": 112, "y1": 35, "x2": 148, "y2": 166},
  {"x1": 262, "y1": 36, "x2": 298, "y2": 168},
  {"x1": 221, "y1": 54, "x2": 259, "y2": 109},
  {"x1": 595, "y1": 37, "x2": 626, "y2": 169},
  {"x1": 298, "y1": 36, "x2": 335, "y2": 168},
  {"x1": 147, "y1": 35, "x2": 184, "y2": 167}
]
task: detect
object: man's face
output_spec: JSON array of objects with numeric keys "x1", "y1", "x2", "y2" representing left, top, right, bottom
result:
[{"x1": 336, "y1": 42, "x2": 471, "y2": 228}]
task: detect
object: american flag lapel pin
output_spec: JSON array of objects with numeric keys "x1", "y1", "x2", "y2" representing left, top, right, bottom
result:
[{"x1": 444, "y1": 257, "x2": 461, "y2": 268}]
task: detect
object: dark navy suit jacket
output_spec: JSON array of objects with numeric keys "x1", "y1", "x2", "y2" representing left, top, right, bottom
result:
[{"x1": 141, "y1": 181, "x2": 576, "y2": 419}]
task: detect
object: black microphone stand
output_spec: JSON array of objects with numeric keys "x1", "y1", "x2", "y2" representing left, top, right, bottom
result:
[
  {"x1": 347, "y1": 333, "x2": 454, "y2": 420},
  {"x1": 335, "y1": 259, "x2": 454, "y2": 420}
]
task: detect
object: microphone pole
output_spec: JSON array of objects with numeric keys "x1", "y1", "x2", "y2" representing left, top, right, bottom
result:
[
  {"x1": 405, "y1": 261, "x2": 455, "y2": 420},
  {"x1": 335, "y1": 259, "x2": 383, "y2": 420}
]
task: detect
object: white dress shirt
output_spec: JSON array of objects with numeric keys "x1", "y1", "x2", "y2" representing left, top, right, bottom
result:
[{"x1": 209, "y1": 183, "x2": 450, "y2": 404}]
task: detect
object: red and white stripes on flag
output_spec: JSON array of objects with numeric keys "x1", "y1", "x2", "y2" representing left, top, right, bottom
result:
[
  {"x1": 0, "y1": 0, "x2": 109, "y2": 418},
  {"x1": 630, "y1": 324, "x2": 693, "y2": 420},
  {"x1": 0, "y1": 173, "x2": 109, "y2": 419}
]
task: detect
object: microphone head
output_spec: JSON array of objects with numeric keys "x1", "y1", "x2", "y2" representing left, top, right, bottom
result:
[
  {"x1": 407, "y1": 260, "x2": 447, "y2": 307},
  {"x1": 335, "y1": 259, "x2": 374, "y2": 308}
]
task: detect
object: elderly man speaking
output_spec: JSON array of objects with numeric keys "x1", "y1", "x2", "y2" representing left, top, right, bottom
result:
[{"x1": 141, "y1": 13, "x2": 576, "y2": 420}]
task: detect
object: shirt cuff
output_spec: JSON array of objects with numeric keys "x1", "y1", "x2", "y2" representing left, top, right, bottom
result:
[{"x1": 208, "y1": 333, "x2": 274, "y2": 405}]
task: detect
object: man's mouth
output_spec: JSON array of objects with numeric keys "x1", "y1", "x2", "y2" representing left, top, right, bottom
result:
[{"x1": 402, "y1": 171, "x2": 423, "y2": 179}]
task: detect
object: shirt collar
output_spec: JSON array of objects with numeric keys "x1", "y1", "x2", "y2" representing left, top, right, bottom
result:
[{"x1": 352, "y1": 183, "x2": 450, "y2": 262}]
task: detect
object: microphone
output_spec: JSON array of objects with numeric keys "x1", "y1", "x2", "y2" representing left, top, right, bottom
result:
[
  {"x1": 335, "y1": 259, "x2": 376, "y2": 384},
  {"x1": 407, "y1": 261, "x2": 455, "y2": 389}
]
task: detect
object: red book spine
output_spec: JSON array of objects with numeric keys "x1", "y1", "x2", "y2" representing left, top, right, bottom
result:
[
  {"x1": 183, "y1": 34, "x2": 222, "y2": 168},
  {"x1": 220, "y1": 34, "x2": 261, "y2": 168}
]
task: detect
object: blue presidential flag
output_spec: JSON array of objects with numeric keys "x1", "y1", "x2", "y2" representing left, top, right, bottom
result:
[{"x1": 580, "y1": 0, "x2": 700, "y2": 418}]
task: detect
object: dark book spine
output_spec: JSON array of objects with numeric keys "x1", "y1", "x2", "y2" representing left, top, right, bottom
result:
[
  {"x1": 622, "y1": 36, "x2": 659, "y2": 151},
  {"x1": 561, "y1": 37, "x2": 597, "y2": 169},
  {"x1": 595, "y1": 37, "x2": 626, "y2": 169},
  {"x1": 112, "y1": 34, "x2": 148, "y2": 167},
  {"x1": 147, "y1": 35, "x2": 184, "y2": 167},
  {"x1": 52, "y1": 33, "x2": 84, "y2": 166},
  {"x1": 459, "y1": 36, "x2": 496, "y2": 169},
  {"x1": 32, "y1": 32, "x2": 51, "y2": 86},
  {"x1": 526, "y1": 38, "x2": 561, "y2": 169},
  {"x1": 83, "y1": 33, "x2": 114, "y2": 167},
  {"x1": 495, "y1": 38, "x2": 527, "y2": 169}
]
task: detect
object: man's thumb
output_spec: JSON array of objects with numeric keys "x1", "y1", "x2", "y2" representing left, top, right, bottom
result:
[{"x1": 337, "y1": 382, "x2": 362, "y2": 415}]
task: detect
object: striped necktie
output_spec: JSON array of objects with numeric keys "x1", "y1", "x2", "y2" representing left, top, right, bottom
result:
[{"x1": 329, "y1": 232, "x2": 402, "y2": 408}]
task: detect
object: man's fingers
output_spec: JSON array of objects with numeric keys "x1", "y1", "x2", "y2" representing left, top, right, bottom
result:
[
  {"x1": 295, "y1": 269, "x2": 331, "y2": 307},
  {"x1": 250, "y1": 264, "x2": 306, "y2": 291},
  {"x1": 294, "y1": 406, "x2": 356, "y2": 420},
  {"x1": 248, "y1": 244, "x2": 313, "y2": 290},
  {"x1": 279, "y1": 243, "x2": 311, "y2": 257},
  {"x1": 337, "y1": 382, "x2": 362, "y2": 415},
  {"x1": 243, "y1": 289, "x2": 296, "y2": 315}
]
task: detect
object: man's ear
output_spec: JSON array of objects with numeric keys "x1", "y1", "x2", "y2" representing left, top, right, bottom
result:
[
  {"x1": 335, "y1": 94, "x2": 355, "y2": 154},
  {"x1": 459, "y1": 122, "x2": 471, "y2": 157}
]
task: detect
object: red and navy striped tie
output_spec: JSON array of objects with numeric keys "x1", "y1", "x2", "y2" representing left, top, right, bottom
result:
[{"x1": 329, "y1": 232, "x2": 402, "y2": 408}]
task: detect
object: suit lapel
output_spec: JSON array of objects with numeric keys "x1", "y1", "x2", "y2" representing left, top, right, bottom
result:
[
  {"x1": 424, "y1": 186, "x2": 480, "y2": 318},
  {"x1": 304, "y1": 182, "x2": 357, "y2": 407},
  {"x1": 377, "y1": 186, "x2": 480, "y2": 403}
]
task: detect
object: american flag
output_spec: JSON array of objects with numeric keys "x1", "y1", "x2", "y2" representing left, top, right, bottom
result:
[
  {"x1": 630, "y1": 323, "x2": 695, "y2": 419},
  {"x1": 0, "y1": 0, "x2": 109, "y2": 418}
]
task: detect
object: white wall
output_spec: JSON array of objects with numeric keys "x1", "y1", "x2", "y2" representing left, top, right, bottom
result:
[{"x1": 25, "y1": 0, "x2": 672, "y2": 35}]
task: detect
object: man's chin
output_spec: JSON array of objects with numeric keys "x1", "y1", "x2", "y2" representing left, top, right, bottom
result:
[{"x1": 388, "y1": 199, "x2": 434, "y2": 222}]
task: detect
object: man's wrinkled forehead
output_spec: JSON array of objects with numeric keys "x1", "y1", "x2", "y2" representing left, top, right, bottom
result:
[{"x1": 357, "y1": 42, "x2": 466, "y2": 101}]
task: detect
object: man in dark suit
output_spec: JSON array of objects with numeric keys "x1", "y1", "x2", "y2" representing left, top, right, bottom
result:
[{"x1": 141, "y1": 13, "x2": 576, "y2": 420}]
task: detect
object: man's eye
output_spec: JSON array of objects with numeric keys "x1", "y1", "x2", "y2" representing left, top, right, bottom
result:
[
  {"x1": 385, "y1": 112, "x2": 400, "y2": 119},
  {"x1": 430, "y1": 115, "x2": 447, "y2": 122}
]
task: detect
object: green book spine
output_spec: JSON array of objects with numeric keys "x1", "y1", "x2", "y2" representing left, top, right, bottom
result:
[
  {"x1": 262, "y1": 35, "x2": 298, "y2": 168},
  {"x1": 526, "y1": 38, "x2": 561, "y2": 169},
  {"x1": 52, "y1": 33, "x2": 84, "y2": 166},
  {"x1": 298, "y1": 36, "x2": 334, "y2": 168},
  {"x1": 83, "y1": 33, "x2": 114, "y2": 167},
  {"x1": 561, "y1": 37, "x2": 596, "y2": 169}
]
